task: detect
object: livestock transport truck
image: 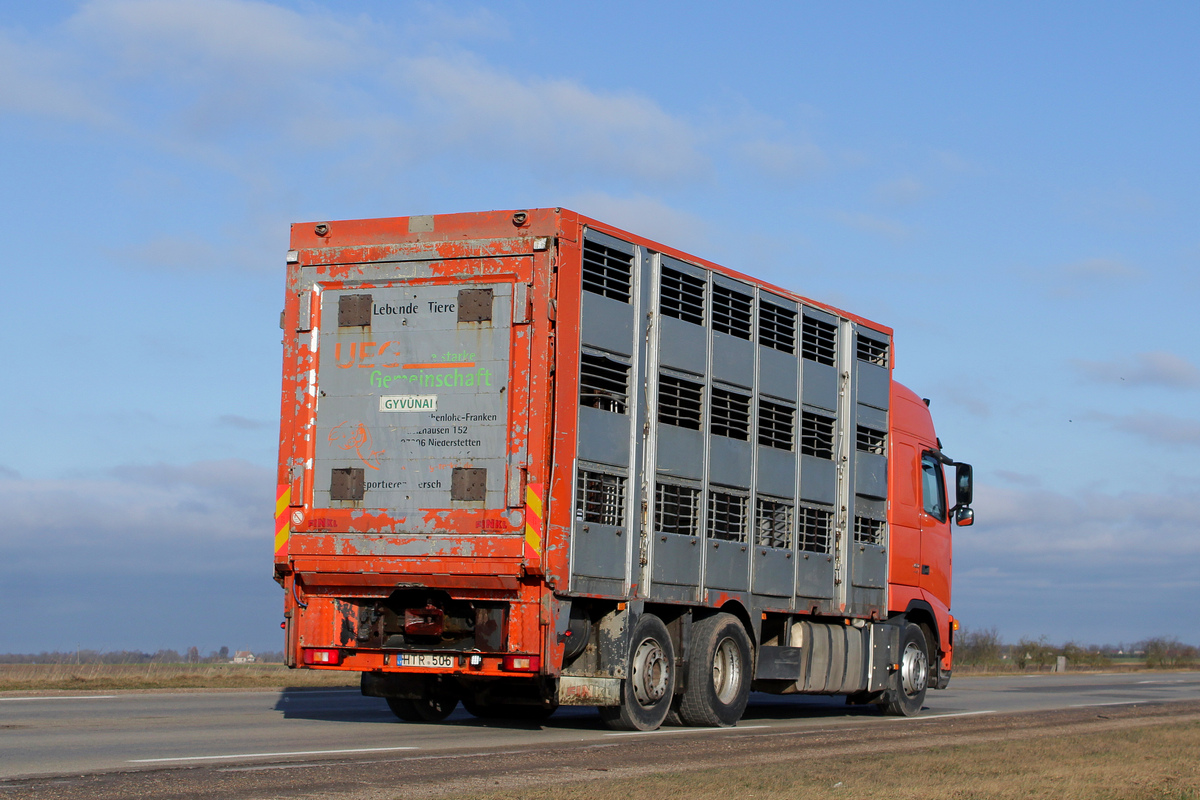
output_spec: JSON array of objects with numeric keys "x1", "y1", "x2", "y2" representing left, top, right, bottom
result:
[{"x1": 274, "y1": 208, "x2": 974, "y2": 730}]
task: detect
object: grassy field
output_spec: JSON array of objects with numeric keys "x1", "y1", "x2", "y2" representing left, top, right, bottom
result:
[
  {"x1": 449, "y1": 719, "x2": 1200, "y2": 800},
  {"x1": 0, "y1": 662, "x2": 359, "y2": 692}
]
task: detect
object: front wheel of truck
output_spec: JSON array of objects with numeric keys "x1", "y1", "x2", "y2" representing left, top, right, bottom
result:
[
  {"x1": 882, "y1": 621, "x2": 929, "y2": 717},
  {"x1": 386, "y1": 695, "x2": 458, "y2": 722},
  {"x1": 598, "y1": 613, "x2": 676, "y2": 731}
]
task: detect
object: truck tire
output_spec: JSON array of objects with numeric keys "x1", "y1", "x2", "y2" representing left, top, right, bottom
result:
[
  {"x1": 598, "y1": 613, "x2": 676, "y2": 731},
  {"x1": 386, "y1": 694, "x2": 457, "y2": 722},
  {"x1": 883, "y1": 621, "x2": 929, "y2": 717},
  {"x1": 677, "y1": 613, "x2": 752, "y2": 727}
]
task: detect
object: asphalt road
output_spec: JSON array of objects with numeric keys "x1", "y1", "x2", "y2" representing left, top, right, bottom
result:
[{"x1": 2, "y1": 671, "x2": 1198, "y2": 786}]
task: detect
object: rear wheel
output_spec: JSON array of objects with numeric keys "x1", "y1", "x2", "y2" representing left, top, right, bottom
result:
[
  {"x1": 677, "y1": 613, "x2": 753, "y2": 727},
  {"x1": 883, "y1": 621, "x2": 929, "y2": 717},
  {"x1": 599, "y1": 613, "x2": 675, "y2": 731},
  {"x1": 386, "y1": 694, "x2": 458, "y2": 722}
]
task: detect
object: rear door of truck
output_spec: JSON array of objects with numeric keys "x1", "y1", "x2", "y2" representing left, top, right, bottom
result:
[{"x1": 278, "y1": 238, "x2": 542, "y2": 587}]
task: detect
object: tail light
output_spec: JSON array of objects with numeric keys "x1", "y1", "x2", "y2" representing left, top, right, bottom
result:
[
  {"x1": 303, "y1": 648, "x2": 343, "y2": 665},
  {"x1": 502, "y1": 655, "x2": 540, "y2": 672}
]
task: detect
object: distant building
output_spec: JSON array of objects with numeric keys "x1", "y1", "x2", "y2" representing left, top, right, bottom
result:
[{"x1": 233, "y1": 651, "x2": 256, "y2": 663}]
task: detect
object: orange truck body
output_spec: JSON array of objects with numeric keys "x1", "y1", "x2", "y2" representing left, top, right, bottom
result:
[{"x1": 275, "y1": 208, "x2": 971, "y2": 724}]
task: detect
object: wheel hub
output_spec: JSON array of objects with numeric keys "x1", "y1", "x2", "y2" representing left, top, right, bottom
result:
[
  {"x1": 630, "y1": 637, "x2": 670, "y2": 706},
  {"x1": 712, "y1": 637, "x2": 743, "y2": 704},
  {"x1": 900, "y1": 641, "x2": 928, "y2": 696}
]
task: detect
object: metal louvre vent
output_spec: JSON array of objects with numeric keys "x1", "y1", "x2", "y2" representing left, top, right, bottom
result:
[
  {"x1": 707, "y1": 489, "x2": 748, "y2": 542},
  {"x1": 710, "y1": 386, "x2": 751, "y2": 440},
  {"x1": 660, "y1": 266, "x2": 705, "y2": 325},
  {"x1": 582, "y1": 239, "x2": 632, "y2": 303},
  {"x1": 655, "y1": 482, "x2": 700, "y2": 536},
  {"x1": 575, "y1": 469, "x2": 626, "y2": 526},
  {"x1": 758, "y1": 300, "x2": 796, "y2": 353},
  {"x1": 802, "y1": 315, "x2": 838, "y2": 366},
  {"x1": 854, "y1": 515, "x2": 885, "y2": 546},
  {"x1": 758, "y1": 398, "x2": 795, "y2": 450},
  {"x1": 755, "y1": 497, "x2": 793, "y2": 549},
  {"x1": 857, "y1": 335, "x2": 889, "y2": 368},
  {"x1": 658, "y1": 374, "x2": 704, "y2": 430},
  {"x1": 800, "y1": 410, "x2": 836, "y2": 459},
  {"x1": 856, "y1": 426, "x2": 887, "y2": 455},
  {"x1": 797, "y1": 504, "x2": 834, "y2": 553},
  {"x1": 579, "y1": 351, "x2": 630, "y2": 414},
  {"x1": 711, "y1": 284, "x2": 752, "y2": 339}
]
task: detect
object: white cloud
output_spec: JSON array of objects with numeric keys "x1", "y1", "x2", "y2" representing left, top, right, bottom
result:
[
  {"x1": 873, "y1": 176, "x2": 928, "y2": 206},
  {"x1": 68, "y1": 0, "x2": 362, "y2": 78},
  {"x1": 1071, "y1": 351, "x2": 1200, "y2": 389},
  {"x1": 398, "y1": 2, "x2": 509, "y2": 42},
  {"x1": 219, "y1": 414, "x2": 271, "y2": 430},
  {"x1": 1, "y1": 459, "x2": 273, "y2": 573},
  {"x1": 934, "y1": 150, "x2": 972, "y2": 173},
  {"x1": 1090, "y1": 410, "x2": 1200, "y2": 448},
  {"x1": 0, "y1": 28, "x2": 116, "y2": 125},
  {"x1": 393, "y1": 55, "x2": 708, "y2": 182},
  {"x1": 1059, "y1": 257, "x2": 1140, "y2": 281},
  {"x1": 971, "y1": 482, "x2": 1200, "y2": 560},
  {"x1": 956, "y1": 482, "x2": 1200, "y2": 642},
  {"x1": 937, "y1": 385, "x2": 991, "y2": 418},
  {"x1": 0, "y1": 460, "x2": 282, "y2": 652},
  {"x1": 1024, "y1": 256, "x2": 1143, "y2": 299},
  {"x1": 830, "y1": 210, "x2": 911, "y2": 241},
  {"x1": 5, "y1": 2, "x2": 715, "y2": 193},
  {"x1": 737, "y1": 138, "x2": 828, "y2": 178},
  {"x1": 564, "y1": 193, "x2": 711, "y2": 252},
  {"x1": 994, "y1": 470, "x2": 1041, "y2": 487}
]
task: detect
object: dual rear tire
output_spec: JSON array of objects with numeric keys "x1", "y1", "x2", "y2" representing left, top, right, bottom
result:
[
  {"x1": 676, "y1": 613, "x2": 753, "y2": 727},
  {"x1": 600, "y1": 611, "x2": 752, "y2": 731}
]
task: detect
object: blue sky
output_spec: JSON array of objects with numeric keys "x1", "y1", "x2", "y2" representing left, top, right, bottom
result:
[{"x1": 2, "y1": 1, "x2": 1197, "y2": 653}]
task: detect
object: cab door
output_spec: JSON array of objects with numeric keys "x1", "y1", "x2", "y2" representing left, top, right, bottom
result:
[{"x1": 887, "y1": 440, "x2": 922, "y2": 587}]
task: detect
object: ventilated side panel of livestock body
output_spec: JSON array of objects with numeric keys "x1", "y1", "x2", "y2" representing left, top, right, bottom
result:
[
  {"x1": 567, "y1": 226, "x2": 892, "y2": 617},
  {"x1": 569, "y1": 230, "x2": 648, "y2": 596}
]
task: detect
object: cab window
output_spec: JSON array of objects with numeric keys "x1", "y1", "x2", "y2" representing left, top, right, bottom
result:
[{"x1": 921, "y1": 453, "x2": 947, "y2": 522}]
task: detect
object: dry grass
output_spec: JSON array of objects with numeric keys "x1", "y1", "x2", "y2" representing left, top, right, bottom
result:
[
  {"x1": 0, "y1": 662, "x2": 359, "y2": 692},
  {"x1": 449, "y1": 720, "x2": 1200, "y2": 800}
]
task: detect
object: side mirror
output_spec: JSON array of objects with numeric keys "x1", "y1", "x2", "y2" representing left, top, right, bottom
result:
[
  {"x1": 955, "y1": 463, "x2": 973, "y2": 507},
  {"x1": 955, "y1": 506, "x2": 974, "y2": 527}
]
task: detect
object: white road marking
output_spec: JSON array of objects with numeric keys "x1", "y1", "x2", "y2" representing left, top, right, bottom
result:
[
  {"x1": 129, "y1": 746, "x2": 418, "y2": 763},
  {"x1": 1132, "y1": 681, "x2": 1190, "y2": 690},
  {"x1": 603, "y1": 724, "x2": 769, "y2": 737},
  {"x1": 0, "y1": 695, "x2": 117, "y2": 702},
  {"x1": 888, "y1": 710, "x2": 996, "y2": 720},
  {"x1": 1067, "y1": 701, "x2": 1142, "y2": 708}
]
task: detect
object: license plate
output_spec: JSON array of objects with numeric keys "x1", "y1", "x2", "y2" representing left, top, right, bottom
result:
[{"x1": 400, "y1": 653, "x2": 454, "y2": 668}]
